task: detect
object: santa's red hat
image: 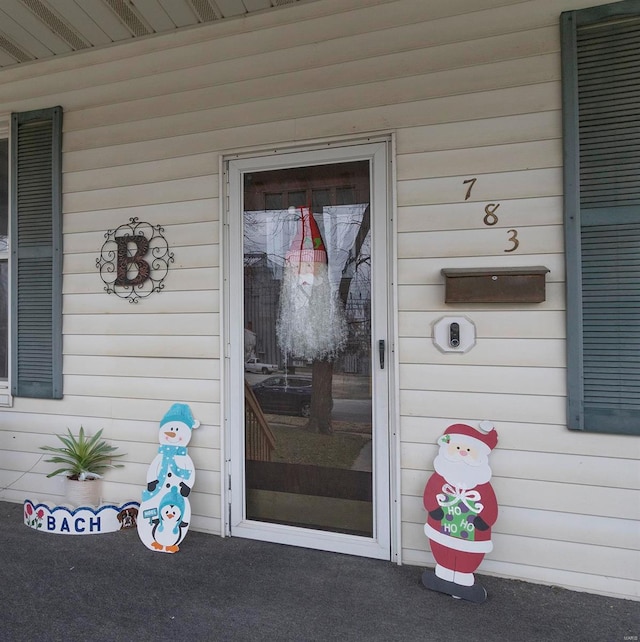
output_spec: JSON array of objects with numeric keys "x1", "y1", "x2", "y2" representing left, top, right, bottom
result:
[
  {"x1": 286, "y1": 207, "x2": 327, "y2": 265},
  {"x1": 442, "y1": 421, "x2": 498, "y2": 452}
]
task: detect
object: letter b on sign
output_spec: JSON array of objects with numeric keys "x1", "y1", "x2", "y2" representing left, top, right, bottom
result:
[{"x1": 115, "y1": 235, "x2": 150, "y2": 287}]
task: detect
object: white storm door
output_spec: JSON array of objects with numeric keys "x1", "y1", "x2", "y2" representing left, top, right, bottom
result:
[{"x1": 225, "y1": 141, "x2": 391, "y2": 560}]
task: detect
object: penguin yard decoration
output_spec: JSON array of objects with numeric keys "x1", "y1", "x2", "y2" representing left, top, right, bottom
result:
[
  {"x1": 137, "y1": 403, "x2": 199, "y2": 553},
  {"x1": 422, "y1": 421, "x2": 499, "y2": 603}
]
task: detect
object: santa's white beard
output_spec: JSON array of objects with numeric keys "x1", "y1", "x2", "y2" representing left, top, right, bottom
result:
[
  {"x1": 434, "y1": 453, "x2": 492, "y2": 490},
  {"x1": 276, "y1": 262, "x2": 347, "y2": 361}
]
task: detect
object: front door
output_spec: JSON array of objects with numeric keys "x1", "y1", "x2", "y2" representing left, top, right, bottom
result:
[{"x1": 225, "y1": 141, "x2": 391, "y2": 559}]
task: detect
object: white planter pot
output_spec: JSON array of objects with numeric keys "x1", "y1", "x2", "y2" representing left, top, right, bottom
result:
[{"x1": 64, "y1": 477, "x2": 103, "y2": 508}]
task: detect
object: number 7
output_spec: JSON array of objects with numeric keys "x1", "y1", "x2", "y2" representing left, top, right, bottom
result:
[{"x1": 463, "y1": 178, "x2": 477, "y2": 201}]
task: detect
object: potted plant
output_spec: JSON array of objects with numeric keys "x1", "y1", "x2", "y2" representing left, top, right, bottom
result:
[{"x1": 41, "y1": 427, "x2": 125, "y2": 508}]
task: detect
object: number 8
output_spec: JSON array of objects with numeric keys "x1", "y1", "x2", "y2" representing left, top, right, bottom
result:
[{"x1": 483, "y1": 203, "x2": 500, "y2": 226}]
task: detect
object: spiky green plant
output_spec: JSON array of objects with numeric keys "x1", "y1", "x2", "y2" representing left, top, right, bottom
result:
[{"x1": 41, "y1": 427, "x2": 125, "y2": 480}]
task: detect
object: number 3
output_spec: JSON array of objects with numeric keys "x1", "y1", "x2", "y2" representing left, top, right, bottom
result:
[{"x1": 504, "y1": 229, "x2": 519, "y2": 253}]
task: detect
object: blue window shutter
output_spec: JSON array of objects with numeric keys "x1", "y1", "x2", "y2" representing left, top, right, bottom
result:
[
  {"x1": 562, "y1": 2, "x2": 640, "y2": 435},
  {"x1": 10, "y1": 107, "x2": 63, "y2": 399}
]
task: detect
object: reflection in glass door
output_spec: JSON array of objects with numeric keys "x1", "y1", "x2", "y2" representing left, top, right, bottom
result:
[
  {"x1": 227, "y1": 143, "x2": 390, "y2": 559},
  {"x1": 243, "y1": 161, "x2": 373, "y2": 536}
]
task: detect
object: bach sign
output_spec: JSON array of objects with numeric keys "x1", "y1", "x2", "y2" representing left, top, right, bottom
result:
[{"x1": 97, "y1": 217, "x2": 174, "y2": 303}]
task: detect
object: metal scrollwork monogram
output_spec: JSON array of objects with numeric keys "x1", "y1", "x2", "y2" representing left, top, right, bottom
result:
[{"x1": 97, "y1": 218, "x2": 174, "y2": 303}]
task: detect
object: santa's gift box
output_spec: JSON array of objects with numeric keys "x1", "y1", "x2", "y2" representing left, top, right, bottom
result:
[{"x1": 435, "y1": 487, "x2": 482, "y2": 542}]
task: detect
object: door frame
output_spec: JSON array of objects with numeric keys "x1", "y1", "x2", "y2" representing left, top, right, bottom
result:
[{"x1": 221, "y1": 137, "x2": 399, "y2": 561}]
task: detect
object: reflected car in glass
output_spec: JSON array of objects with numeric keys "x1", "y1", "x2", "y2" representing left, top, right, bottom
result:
[{"x1": 251, "y1": 375, "x2": 312, "y2": 417}]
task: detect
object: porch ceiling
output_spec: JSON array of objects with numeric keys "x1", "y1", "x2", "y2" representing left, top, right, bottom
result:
[{"x1": 0, "y1": 0, "x2": 320, "y2": 70}]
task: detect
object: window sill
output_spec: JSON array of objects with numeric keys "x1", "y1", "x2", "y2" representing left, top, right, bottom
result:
[{"x1": 0, "y1": 383, "x2": 12, "y2": 407}]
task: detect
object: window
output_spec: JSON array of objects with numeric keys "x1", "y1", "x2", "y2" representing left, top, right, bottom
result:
[
  {"x1": 10, "y1": 107, "x2": 63, "y2": 399},
  {"x1": 0, "y1": 137, "x2": 8, "y2": 385},
  {"x1": 561, "y1": 1, "x2": 640, "y2": 435}
]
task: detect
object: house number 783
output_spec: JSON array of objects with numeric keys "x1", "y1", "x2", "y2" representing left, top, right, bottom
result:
[{"x1": 463, "y1": 178, "x2": 520, "y2": 252}]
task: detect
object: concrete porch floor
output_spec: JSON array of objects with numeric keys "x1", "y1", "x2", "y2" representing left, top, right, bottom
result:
[{"x1": 1, "y1": 501, "x2": 636, "y2": 641}]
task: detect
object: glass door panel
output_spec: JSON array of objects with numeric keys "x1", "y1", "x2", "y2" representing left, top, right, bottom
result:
[{"x1": 243, "y1": 161, "x2": 373, "y2": 536}]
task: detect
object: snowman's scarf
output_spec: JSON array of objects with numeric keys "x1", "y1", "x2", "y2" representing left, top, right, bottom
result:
[{"x1": 142, "y1": 444, "x2": 191, "y2": 501}]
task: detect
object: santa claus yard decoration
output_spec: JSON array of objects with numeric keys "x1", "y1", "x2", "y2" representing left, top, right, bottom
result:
[
  {"x1": 276, "y1": 206, "x2": 347, "y2": 362},
  {"x1": 422, "y1": 421, "x2": 499, "y2": 603}
]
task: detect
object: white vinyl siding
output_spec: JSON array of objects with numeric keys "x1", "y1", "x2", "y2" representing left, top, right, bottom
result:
[{"x1": 0, "y1": 0, "x2": 637, "y2": 599}]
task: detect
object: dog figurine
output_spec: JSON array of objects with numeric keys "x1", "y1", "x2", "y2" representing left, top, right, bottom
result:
[{"x1": 117, "y1": 506, "x2": 138, "y2": 530}]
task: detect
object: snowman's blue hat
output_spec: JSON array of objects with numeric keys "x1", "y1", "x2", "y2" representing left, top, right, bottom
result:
[{"x1": 160, "y1": 403, "x2": 200, "y2": 430}]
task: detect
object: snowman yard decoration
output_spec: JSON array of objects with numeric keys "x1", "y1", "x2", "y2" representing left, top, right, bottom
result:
[
  {"x1": 137, "y1": 403, "x2": 199, "y2": 553},
  {"x1": 422, "y1": 421, "x2": 498, "y2": 603}
]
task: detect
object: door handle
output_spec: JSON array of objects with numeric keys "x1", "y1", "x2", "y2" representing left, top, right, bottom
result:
[{"x1": 378, "y1": 339, "x2": 385, "y2": 369}]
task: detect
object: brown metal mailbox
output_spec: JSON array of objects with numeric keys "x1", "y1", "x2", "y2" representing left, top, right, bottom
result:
[{"x1": 441, "y1": 266, "x2": 550, "y2": 303}]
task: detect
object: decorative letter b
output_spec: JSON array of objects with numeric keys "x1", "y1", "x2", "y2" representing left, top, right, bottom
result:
[{"x1": 115, "y1": 235, "x2": 150, "y2": 287}]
